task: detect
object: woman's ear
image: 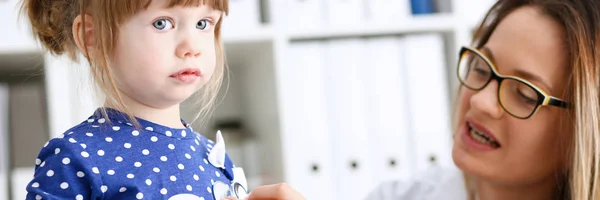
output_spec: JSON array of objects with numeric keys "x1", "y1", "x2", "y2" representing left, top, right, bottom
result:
[{"x1": 72, "y1": 14, "x2": 96, "y2": 59}]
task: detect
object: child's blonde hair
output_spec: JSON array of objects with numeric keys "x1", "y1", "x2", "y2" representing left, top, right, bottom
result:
[{"x1": 20, "y1": 0, "x2": 229, "y2": 126}]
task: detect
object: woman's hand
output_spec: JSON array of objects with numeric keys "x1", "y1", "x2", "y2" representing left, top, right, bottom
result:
[{"x1": 223, "y1": 183, "x2": 306, "y2": 200}]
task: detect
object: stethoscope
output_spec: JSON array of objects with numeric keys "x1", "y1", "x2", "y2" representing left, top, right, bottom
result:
[{"x1": 212, "y1": 180, "x2": 249, "y2": 200}]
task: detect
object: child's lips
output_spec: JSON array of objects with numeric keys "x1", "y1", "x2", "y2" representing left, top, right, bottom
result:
[
  {"x1": 170, "y1": 68, "x2": 201, "y2": 77},
  {"x1": 171, "y1": 74, "x2": 198, "y2": 83},
  {"x1": 170, "y1": 68, "x2": 201, "y2": 83}
]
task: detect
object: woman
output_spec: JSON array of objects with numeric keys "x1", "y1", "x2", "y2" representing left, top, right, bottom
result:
[
  {"x1": 367, "y1": 0, "x2": 599, "y2": 199},
  {"x1": 249, "y1": 0, "x2": 600, "y2": 199}
]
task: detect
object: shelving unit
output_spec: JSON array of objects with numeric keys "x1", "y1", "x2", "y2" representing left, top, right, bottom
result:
[
  {"x1": 288, "y1": 13, "x2": 456, "y2": 41},
  {"x1": 1, "y1": 0, "x2": 498, "y2": 199},
  {"x1": 199, "y1": 1, "x2": 498, "y2": 200}
]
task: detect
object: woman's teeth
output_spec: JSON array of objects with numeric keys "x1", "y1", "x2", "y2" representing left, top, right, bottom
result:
[{"x1": 469, "y1": 126, "x2": 500, "y2": 148}]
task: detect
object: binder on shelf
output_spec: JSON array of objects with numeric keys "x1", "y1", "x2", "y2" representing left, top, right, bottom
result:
[
  {"x1": 366, "y1": 0, "x2": 411, "y2": 25},
  {"x1": 410, "y1": 0, "x2": 436, "y2": 15},
  {"x1": 403, "y1": 33, "x2": 453, "y2": 173},
  {"x1": 281, "y1": 41, "x2": 334, "y2": 200},
  {"x1": 222, "y1": 0, "x2": 262, "y2": 31},
  {"x1": 12, "y1": 167, "x2": 34, "y2": 200},
  {"x1": 324, "y1": 38, "x2": 373, "y2": 200},
  {"x1": 364, "y1": 37, "x2": 412, "y2": 183},
  {"x1": 325, "y1": 0, "x2": 366, "y2": 27},
  {"x1": 286, "y1": 0, "x2": 326, "y2": 31},
  {"x1": 0, "y1": 83, "x2": 8, "y2": 200},
  {"x1": 435, "y1": 0, "x2": 454, "y2": 13}
]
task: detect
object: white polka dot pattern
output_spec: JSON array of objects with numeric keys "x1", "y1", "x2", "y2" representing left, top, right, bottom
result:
[
  {"x1": 60, "y1": 182, "x2": 69, "y2": 190},
  {"x1": 25, "y1": 108, "x2": 235, "y2": 200}
]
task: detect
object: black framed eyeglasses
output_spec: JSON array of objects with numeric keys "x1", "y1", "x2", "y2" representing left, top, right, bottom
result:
[{"x1": 457, "y1": 46, "x2": 569, "y2": 119}]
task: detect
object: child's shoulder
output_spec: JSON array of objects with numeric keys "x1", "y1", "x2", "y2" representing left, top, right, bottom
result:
[
  {"x1": 365, "y1": 165, "x2": 467, "y2": 200},
  {"x1": 54, "y1": 117, "x2": 128, "y2": 143},
  {"x1": 34, "y1": 119, "x2": 118, "y2": 162}
]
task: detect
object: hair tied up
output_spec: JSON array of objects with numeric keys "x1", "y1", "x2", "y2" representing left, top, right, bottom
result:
[{"x1": 21, "y1": 0, "x2": 78, "y2": 57}]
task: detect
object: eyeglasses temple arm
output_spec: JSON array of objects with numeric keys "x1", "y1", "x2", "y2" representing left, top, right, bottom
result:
[{"x1": 548, "y1": 97, "x2": 569, "y2": 108}]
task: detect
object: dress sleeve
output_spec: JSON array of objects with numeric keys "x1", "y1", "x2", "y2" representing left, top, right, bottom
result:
[{"x1": 25, "y1": 137, "x2": 104, "y2": 200}]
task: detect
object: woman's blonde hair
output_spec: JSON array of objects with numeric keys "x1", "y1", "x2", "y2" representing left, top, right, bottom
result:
[
  {"x1": 460, "y1": 0, "x2": 600, "y2": 199},
  {"x1": 20, "y1": 0, "x2": 229, "y2": 127}
]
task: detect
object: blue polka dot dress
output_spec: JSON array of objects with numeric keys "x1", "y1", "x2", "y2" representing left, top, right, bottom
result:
[{"x1": 25, "y1": 108, "x2": 240, "y2": 200}]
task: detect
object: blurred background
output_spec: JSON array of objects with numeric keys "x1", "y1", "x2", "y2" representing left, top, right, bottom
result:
[{"x1": 0, "y1": 0, "x2": 497, "y2": 199}]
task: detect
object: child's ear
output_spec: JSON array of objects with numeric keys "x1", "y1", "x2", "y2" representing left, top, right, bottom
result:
[{"x1": 72, "y1": 14, "x2": 97, "y2": 59}]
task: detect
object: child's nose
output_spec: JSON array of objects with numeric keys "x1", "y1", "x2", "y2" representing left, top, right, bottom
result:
[{"x1": 176, "y1": 37, "x2": 202, "y2": 58}]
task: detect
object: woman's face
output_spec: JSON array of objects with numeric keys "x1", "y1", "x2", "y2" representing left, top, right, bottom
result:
[{"x1": 452, "y1": 5, "x2": 572, "y2": 187}]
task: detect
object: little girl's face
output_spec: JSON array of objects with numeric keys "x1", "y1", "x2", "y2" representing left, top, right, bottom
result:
[{"x1": 111, "y1": 0, "x2": 222, "y2": 109}]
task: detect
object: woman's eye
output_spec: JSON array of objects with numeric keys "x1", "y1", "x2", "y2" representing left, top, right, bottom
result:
[
  {"x1": 153, "y1": 18, "x2": 174, "y2": 30},
  {"x1": 474, "y1": 67, "x2": 490, "y2": 77},
  {"x1": 197, "y1": 19, "x2": 211, "y2": 30},
  {"x1": 517, "y1": 88, "x2": 538, "y2": 105}
]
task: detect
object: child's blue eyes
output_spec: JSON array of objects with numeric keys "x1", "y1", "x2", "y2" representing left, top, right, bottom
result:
[
  {"x1": 152, "y1": 18, "x2": 212, "y2": 31},
  {"x1": 153, "y1": 19, "x2": 173, "y2": 30},
  {"x1": 197, "y1": 20, "x2": 210, "y2": 30}
]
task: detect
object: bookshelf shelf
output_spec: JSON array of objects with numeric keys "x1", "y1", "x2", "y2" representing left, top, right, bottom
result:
[{"x1": 288, "y1": 13, "x2": 457, "y2": 41}]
